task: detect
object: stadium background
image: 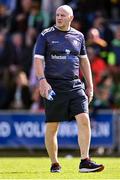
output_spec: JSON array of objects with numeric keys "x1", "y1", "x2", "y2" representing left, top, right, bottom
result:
[{"x1": 0, "y1": 0, "x2": 120, "y2": 157}]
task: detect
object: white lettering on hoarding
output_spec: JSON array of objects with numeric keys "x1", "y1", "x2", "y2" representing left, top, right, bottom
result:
[
  {"x1": 0, "y1": 122, "x2": 11, "y2": 137},
  {"x1": 91, "y1": 121, "x2": 110, "y2": 137},
  {"x1": 14, "y1": 122, "x2": 45, "y2": 138},
  {"x1": 58, "y1": 122, "x2": 78, "y2": 137},
  {"x1": 0, "y1": 120, "x2": 111, "y2": 139}
]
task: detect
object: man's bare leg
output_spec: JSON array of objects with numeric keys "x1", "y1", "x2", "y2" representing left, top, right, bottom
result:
[
  {"x1": 75, "y1": 113, "x2": 91, "y2": 159},
  {"x1": 45, "y1": 122, "x2": 59, "y2": 163}
]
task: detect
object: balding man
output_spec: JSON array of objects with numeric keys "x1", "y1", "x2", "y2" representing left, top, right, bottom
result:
[{"x1": 34, "y1": 5, "x2": 104, "y2": 173}]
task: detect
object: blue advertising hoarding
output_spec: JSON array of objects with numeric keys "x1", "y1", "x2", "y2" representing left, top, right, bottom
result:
[{"x1": 0, "y1": 111, "x2": 114, "y2": 148}]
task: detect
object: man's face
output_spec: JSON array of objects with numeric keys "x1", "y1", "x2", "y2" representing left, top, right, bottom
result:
[{"x1": 56, "y1": 8, "x2": 72, "y2": 30}]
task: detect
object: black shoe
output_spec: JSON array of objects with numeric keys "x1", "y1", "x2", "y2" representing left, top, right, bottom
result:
[
  {"x1": 79, "y1": 158, "x2": 104, "y2": 173},
  {"x1": 50, "y1": 163, "x2": 61, "y2": 173}
]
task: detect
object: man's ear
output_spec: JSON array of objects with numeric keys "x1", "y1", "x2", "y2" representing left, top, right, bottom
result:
[{"x1": 70, "y1": 15, "x2": 74, "y2": 22}]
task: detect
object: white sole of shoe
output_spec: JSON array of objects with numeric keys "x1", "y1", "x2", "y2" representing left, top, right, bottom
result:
[
  {"x1": 51, "y1": 169, "x2": 61, "y2": 173},
  {"x1": 80, "y1": 165, "x2": 104, "y2": 173}
]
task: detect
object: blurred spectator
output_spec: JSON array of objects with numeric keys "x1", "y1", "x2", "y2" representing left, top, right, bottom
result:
[
  {"x1": 92, "y1": 74, "x2": 113, "y2": 110},
  {"x1": 107, "y1": 25, "x2": 120, "y2": 88},
  {"x1": 87, "y1": 46, "x2": 108, "y2": 88},
  {"x1": 10, "y1": 32, "x2": 25, "y2": 67},
  {"x1": 0, "y1": 65, "x2": 18, "y2": 109},
  {"x1": 11, "y1": 32, "x2": 33, "y2": 77},
  {"x1": 0, "y1": 0, "x2": 17, "y2": 13},
  {"x1": 108, "y1": 26, "x2": 120, "y2": 66},
  {"x1": 0, "y1": 3, "x2": 10, "y2": 33},
  {"x1": 10, "y1": 0, "x2": 32, "y2": 33},
  {"x1": 92, "y1": 16, "x2": 114, "y2": 45},
  {"x1": 0, "y1": 32, "x2": 13, "y2": 69},
  {"x1": 112, "y1": 83, "x2": 120, "y2": 109},
  {"x1": 87, "y1": 28, "x2": 107, "y2": 48},
  {"x1": 110, "y1": 0, "x2": 120, "y2": 20},
  {"x1": 0, "y1": 69, "x2": 9, "y2": 109},
  {"x1": 86, "y1": 28, "x2": 108, "y2": 58},
  {"x1": 25, "y1": 27, "x2": 37, "y2": 47},
  {"x1": 10, "y1": 70, "x2": 32, "y2": 109},
  {"x1": 28, "y1": 1, "x2": 50, "y2": 33},
  {"x1": 71, "y1": 19, "x2": 82, "y2": 31},
  {"x1": 24, "y1": 27, "x2": 37, "y2": 77}
]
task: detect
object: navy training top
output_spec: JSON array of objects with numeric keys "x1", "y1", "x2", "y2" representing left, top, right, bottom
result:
[{"x1": 34, "y1": 26, "x2": 87, "y2": 91}]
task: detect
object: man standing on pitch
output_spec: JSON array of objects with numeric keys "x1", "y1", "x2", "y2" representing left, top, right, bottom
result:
[{"x1": 34, "y1": 5, "x2": 104, "y2": 173}]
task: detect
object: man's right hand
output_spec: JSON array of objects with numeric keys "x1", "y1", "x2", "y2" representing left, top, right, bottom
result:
[{"x1": 38, "y1": 78, "x2": 52, "y2": 99}]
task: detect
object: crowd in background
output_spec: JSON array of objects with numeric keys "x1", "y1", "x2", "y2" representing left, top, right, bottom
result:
[{"x1": 0, "y1": 0, "x2": 120, "y2": 112}]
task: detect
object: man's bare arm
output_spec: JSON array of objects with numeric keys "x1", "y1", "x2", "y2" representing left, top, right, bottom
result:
[
  {"x1": 34, "y1": 58, "x2": 52, "y2": 98},
  {"x1": 80, "y1": 57, "x2": 93, "y2": 103}
]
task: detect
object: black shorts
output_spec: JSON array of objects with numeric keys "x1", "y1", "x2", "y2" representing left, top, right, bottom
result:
[{"x1": 44, "y1": 88, "x2": 89, "y2": 123}]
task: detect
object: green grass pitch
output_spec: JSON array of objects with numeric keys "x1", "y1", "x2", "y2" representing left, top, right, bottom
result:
[{"x1": 0, "y1": 157, "x2": 119, "y2": 179}]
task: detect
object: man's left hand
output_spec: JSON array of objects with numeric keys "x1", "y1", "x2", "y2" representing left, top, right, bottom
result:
[{"x1": 85, "y1": 87, "x2": 93, "y2": 104}]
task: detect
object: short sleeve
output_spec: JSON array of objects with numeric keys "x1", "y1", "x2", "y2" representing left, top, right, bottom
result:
[
  {"x1": 79, "y1": 35, "x2": 87, "y2": 58},
  {"x1": 34, "y1": 33, "x2": 46, "y2": 59}
]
